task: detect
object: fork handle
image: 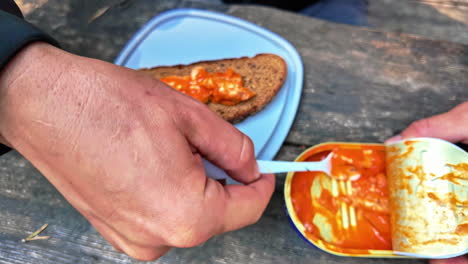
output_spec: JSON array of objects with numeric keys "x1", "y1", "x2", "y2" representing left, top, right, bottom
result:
[{"x1": 257, "y1": 160, "x2": 326, "y2": 174}]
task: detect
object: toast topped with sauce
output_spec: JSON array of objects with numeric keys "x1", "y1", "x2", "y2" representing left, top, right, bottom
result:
[{"x1": 138, "y1": 53, "x2": 287, "y2": 123}]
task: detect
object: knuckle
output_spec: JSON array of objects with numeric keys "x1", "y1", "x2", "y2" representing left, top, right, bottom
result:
[
  {"x1": 254, "y1": 209, "x2": 264, "y2": 223},
  {"x1": 124, "y1": 248, "x2": 163, "y2": 262},
  {"x1": 459, "y1": 101, "x2": 468, "y2": 108},
  {"x1": 408, "y1": 118, "x2": 432, "y2": 136},
  {"x1": 455, "y1": 101, "x2": 468, "y2": 112},
  {"x1": 160, "y1": 207, "x2": 213, "y2": 248},
  {"x1": 122, "y1": 218, "x2": 165, "y2": 247},
  {"x1": 165, "y1": 222, "x2": 209, "y2": 248},
  {"x1": 249, "y1": 208, "x2": 264, "y2": 226},
  {"x1": 174, "y1": 101, "x2": 208, "y2": 133},
  {"x1": 141, "y1": 227, "x2": 163, "y2": 243},
  {"x1": 177, "y1": 100, "x2": 206, "y2": 123}
]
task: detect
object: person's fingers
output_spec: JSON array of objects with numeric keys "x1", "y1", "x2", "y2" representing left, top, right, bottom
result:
[
  {"x1": 429, "y1": 255, "x2": 468, "y2": 264},
  {"x1": 386, "y1": 102, "x2": 468, "y2": 144},
  {"x1": 176, "y1": 102, "x2": 259, "y2": 184},
  {"x1": 385, "y1": 134, "x2": 402, "y2": 144},
  {"x1": 218, "y1": 173, "x2": 275, "y2": 232}
]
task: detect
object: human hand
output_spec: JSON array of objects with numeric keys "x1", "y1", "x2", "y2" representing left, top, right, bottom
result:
[
  {"x1": 386, "y1": 102, "x2": 468, "y2": 144},
  {"x1": 385, "y1": 102, "x2": 467, "y2": 264},
  {"x1": 0, "y1": 42, "x2": 275, "y2": 261}
]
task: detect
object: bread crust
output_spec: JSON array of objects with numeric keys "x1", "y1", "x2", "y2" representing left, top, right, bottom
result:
[{"x1": 138, "y1": 53, "x2": 287, "y2": 123}]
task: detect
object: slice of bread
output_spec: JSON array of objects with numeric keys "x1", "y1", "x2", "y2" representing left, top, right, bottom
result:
[{"x1": 138, "y1": 53, "x2": 287, "y2": 123}]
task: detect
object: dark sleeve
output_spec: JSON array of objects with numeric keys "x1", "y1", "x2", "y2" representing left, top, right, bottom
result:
[
  {"x1": 0, "y1": 0, "x2": 21, "y2": 155},
  {"x1": 0, "y1": 0, "x2": 23, "y2": 18}
]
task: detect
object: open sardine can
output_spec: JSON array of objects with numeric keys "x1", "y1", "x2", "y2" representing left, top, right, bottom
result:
[{"x1": 284, "y1": 138, "x2": 467, "y2": 258}]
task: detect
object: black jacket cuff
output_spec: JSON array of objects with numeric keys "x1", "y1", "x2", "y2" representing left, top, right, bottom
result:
[{"x1": 0, "y1": 0, "x2": 22, "y2": 18}]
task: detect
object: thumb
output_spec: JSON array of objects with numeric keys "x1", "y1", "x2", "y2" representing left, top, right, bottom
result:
[
  {"x1": 177, "y1": 103, "x2": 275, "y2": 233},
  {"x1": 220, "y1": 173, "x2": 275, "y2": 232},
  {"x1": 386, "y1": 102, "x2": 468, "y2": 144}
]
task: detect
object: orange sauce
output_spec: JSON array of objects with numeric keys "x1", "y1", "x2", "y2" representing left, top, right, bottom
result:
[
  {"x1": 456, "y1": 223, "x2": 468, "y2": 235},
  {"x1": 160, "y1": 67, "x2": 255, "y2": 105},
  {"x1": 290, "y1": 144, "x2": 392, "y2": 253},
  {"x1": 440, "y1": 163, "x2": 468, "y2": 185}
]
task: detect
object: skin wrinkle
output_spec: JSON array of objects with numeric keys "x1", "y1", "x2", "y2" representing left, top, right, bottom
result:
[
  {"x1": 75, "y1": 158, "x2": 141, "y2": 229},
  {"x1": 202, "y1": 170, "x2": 211, "y2": 197},
  {"x1": 133, "y1": 149, "x2": 138, "y2": 163},
  {"x1": 47, "y1": 59, "x2": 71, "y2": 95},
  {"x1": 95, "y1": 145, "x2": 136, "y2": 194},
  {"x1": 66, "y1": 88, "x2": 93, "y2": 154},
  {"x1": 18, "y1": 57, "x2": 75, "y2": 154},
  {"x1": 108, "y1": 120, "x2": 187, "y2": 209},
  {"x1": 60, "y1": 90, "x2": 140, "y2": 209},
  {"x1": 127, "y1": 211, "x2": 172, "y2": 247},
  {"x1": 100, "y1": 138, "x2": 143, "y2": 195},
  {"x1": 104, "y1": 192, "x2": 132, "y2": 223},
  {"x1": 3, "y1": 49, "x2": 48, "y2": 90},
  {"x1": 44, "y1": 62, "x2": 89, "y2": 154},
  {"x1": 104, "y1": 194, "x2": 181, "y2": 249},
  {"x1": 169, "y1": 101, "x2": 197, "y2": 135},
  {"x1": 203, "y1": 180, "x2": 228, "y2": 235},
  {"x1": 67, "y1": 63, "x2": 125, "y2": 155},
  {"x1": 136, "y1": 112, "x2": 187, "y2": 186},
  {"x1": 86, "y1": 213, "x2": 133, "y2": 252},
  {"x1": 32, "y1": 119, "x2": 55, "y2": 127},
  {"x1": 163, "y1": 140, "x2": 203, "y2": 192},
  {"x1": 64, "y1": 66, "x2": 139, "y2": 173},
  {"x1": 110, "y1": 125, "x2": 122, "y2": 140}
]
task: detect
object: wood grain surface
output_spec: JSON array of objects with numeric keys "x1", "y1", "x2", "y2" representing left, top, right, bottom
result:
[{"x1": 1, "y1": 1, "x2": 467, "y2": 263}]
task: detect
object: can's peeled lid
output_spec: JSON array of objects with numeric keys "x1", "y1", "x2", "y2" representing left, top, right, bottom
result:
[{"x1": 386, "y1": 137, "x2": 468, "y2": 258}]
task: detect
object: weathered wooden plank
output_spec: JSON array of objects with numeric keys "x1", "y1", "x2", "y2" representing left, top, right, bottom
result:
[
  {"x1": 1, "y1": 1, "x2": 466, "y2": 263},
  {"x1": 0, "y1": 156, "x2": 129, "y2": 263},
  {"x1": 368, "y1": 0, "x2": 468, "y2": 45}
]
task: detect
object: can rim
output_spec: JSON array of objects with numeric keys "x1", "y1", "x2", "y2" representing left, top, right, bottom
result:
[{"x1": 385, "y1": 137, "x2": 467, "y2": 154}]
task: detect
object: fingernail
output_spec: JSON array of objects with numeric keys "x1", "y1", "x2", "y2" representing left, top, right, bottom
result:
[
  {"x1": 385, "y1": 135, "x2": 402, "y2": 144},
  {"x1": 254, "y1": 162, "x2": 261, "y2": 180}
]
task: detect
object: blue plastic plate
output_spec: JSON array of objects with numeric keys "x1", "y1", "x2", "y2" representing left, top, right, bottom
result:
[{"x1": 115, "y1": 8, "x2": 303, "y2": 161}]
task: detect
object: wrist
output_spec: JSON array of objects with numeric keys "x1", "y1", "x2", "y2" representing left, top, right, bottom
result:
[{"x1": 0, "y1": 42, "x2": 69, "y2": 147}]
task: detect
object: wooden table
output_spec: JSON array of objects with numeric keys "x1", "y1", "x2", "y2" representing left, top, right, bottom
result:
[{"x1": 1, "y1": 1, "x2": 467, "y2": 263}]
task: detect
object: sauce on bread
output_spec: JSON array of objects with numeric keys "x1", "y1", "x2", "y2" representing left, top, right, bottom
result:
[
  {"x1": 160, "y1": 67, "x2": 255, "y2": 106},
  {"x1": 138, "y1": 53, "x2": 287, "y2": 123}
]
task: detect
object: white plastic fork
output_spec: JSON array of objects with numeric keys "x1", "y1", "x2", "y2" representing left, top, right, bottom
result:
[{"x1": 257, "y1": 152, "x2": 333, "y2": 174}]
